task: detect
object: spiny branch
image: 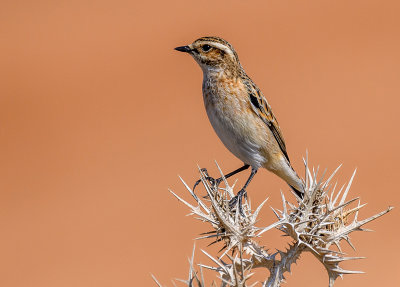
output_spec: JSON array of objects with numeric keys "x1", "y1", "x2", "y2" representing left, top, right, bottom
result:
[{"x1": 155, "y1": 159, "x2": 392, "y2": 286}]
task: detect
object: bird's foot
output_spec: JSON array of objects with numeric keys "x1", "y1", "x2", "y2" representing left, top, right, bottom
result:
[
  {"x1": 229, "y1": 188, "x2": 247, "y2": 216},
  {"x1": 193, "y1": 168, "x2": 223, "y2": 192}
]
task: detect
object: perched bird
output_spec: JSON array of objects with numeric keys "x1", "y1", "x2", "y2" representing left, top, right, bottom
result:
[{"x1": 175, "y1": 36, "x2": 304, "y2": 205}]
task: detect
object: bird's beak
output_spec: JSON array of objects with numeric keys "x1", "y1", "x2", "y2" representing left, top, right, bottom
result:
[{"x1": 174, "y1": 45, "x2": 192, "y2": 53}]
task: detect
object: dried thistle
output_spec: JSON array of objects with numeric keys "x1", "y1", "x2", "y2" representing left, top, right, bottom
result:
[{"x1": 154, "y1": 159, "x2": 392, "y2": 287}]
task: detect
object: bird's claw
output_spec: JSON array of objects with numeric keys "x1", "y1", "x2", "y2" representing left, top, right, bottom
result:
[
  {"x1": 192, "y1": 168, "x2": 223, "y2": 192},
  {"x1": 228, "y1": 188, "x2": 247, "y2": 216}
]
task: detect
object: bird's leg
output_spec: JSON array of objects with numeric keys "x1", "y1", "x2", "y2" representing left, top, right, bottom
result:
[
  {"x1": 217, "y1": 164, "x2": 250, "y2": 185},
  {"x1": 192, "y1": 164, "x2": 250, "y2": 191},
  {"x1": 229, "y1": 168, "x2": 258, "y2": 215}
]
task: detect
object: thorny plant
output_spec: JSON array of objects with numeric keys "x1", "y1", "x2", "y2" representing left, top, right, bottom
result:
[{"x1": 153, "y1": 159, "x2": 393, "y2": 287}]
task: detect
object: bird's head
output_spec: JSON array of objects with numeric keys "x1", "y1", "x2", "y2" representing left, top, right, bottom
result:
[{"x1": 175, "y1": 36, "x2": 242, "y2": 75}]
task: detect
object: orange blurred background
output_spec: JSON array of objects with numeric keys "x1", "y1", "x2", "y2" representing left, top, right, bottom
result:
[{"x1": 0, "y1": 0, "x2": 399, "y2": 286}]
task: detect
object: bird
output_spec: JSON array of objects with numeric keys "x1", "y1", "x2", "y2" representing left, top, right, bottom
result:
[{"x1": 175, "y1": 36, "x2": 304, "y2": 206}]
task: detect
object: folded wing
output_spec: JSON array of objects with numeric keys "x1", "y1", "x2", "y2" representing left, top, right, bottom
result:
[{"x1": 245, "y1": 81, "x2": 290, "y2": 163}]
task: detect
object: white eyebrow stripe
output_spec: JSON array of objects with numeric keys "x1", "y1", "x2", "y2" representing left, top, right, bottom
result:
[{"x1": 204, "y1": 42, "x2": 234, "y2": 57}]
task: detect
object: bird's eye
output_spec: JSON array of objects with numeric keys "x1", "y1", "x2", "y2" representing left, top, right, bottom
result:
[{"x1": 202, "y1": 44, "x2": 212, "y2": 52}]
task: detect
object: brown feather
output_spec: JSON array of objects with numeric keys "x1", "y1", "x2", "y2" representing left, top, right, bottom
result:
[{"x1": 244, "y1": 79, "x2": 290, "y2": 162}]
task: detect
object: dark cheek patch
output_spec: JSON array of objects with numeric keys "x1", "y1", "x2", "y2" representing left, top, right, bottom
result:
[
  {"x1": 208, "y1": 51, "x2": 219, "y2": 62},
  {"x1": 198, "y1": 48, "x2": 225, "y2": 66},
  {"x1": 210, "y1": 50, "x2": 218, "y2": 57}
]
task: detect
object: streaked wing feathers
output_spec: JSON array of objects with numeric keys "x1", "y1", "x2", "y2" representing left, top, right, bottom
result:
[{"x1": 246, "y1": 83, "x2": 290, "y2": 162}]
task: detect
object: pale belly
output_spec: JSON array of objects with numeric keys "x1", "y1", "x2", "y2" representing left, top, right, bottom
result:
[{"x1": 205, "y1": 103, "x2": 267, "y2": 169}]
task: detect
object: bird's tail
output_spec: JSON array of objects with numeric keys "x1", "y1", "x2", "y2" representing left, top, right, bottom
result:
[
  {"x1": 289, "y1": 183, "x2": 304, "y2": 199},
  {"x1": 287, "y1": 166, "x2": 305, "y2": 199},
  {"x1": 274, "y1": 162, "x2": 305, "y2": 199}
]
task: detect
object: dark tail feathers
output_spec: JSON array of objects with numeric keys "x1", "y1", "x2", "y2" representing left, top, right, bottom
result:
[{"x1": 289, "y1": 184, "x2": 304, "y2": 199}]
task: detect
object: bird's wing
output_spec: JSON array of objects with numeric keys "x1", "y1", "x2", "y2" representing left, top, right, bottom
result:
[{"x1": 245, "y1": 81, "x2": 290, "y2": 162}]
